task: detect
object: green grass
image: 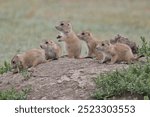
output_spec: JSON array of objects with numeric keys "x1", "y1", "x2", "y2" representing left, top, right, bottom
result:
[
  {"x1": 0, "y1": 61, "x2": 12, "y2": 74},
  {"x1": 0, "y1": 88, "x2": 30, "y2": 100},
  {"x1": 94, "y1": 63, "x2": 150, "y2": 100},
  {"x1": 138, "y1": 37, "x2": 150, "y2": 62},
  {"x1": 0, "y1": 0, "x2": 150, "y2": 65}
]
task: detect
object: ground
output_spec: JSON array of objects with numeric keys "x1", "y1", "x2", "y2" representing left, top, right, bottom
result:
[{"x1": 0, "y1": 58, "x2": 128, "y2": 99}]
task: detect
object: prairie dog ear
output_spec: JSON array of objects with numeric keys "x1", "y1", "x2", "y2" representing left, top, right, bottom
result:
[
  {"x1": 67, "y1": 22, "x2": 72, "y2": 28},
  {"x1": 85, "y1": 31, "x2": 91, "y2": 36},
  {"x1": 17, "y1": 55, "x2": 23, "y2": 67},
  {"x1": 11, "y1": 55, "x2": 19, "y2": 62},
  {"x1": 87, "y1": 32, "x2": 91, "y2": 36},
  {"x1": 104, "y1": 40, "x2": 111, "y2": 46}
]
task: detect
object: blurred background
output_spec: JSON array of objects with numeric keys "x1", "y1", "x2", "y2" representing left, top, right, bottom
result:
[{"x1": 0, "y1": 0, "x2": 150, "y2": 64}]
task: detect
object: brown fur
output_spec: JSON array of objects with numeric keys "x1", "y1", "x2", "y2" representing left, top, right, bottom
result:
[
  {"x1": 96, "y1": 40, "x2": 141, "y2": 64},
  {"x1": 55, "y1": 21, "x2": 81, "y2": 58},
  {"x1": 40, "y1": 39, "x2": 62, "y2": 60},
  {"x1": 77, "y1": 31, "x2": 100, "y2": 58},
  {"x1": 95, "y1": 41, "x2": 111, "y2": 63},
  {"x1": 110, "y1": 34, "x2": 138, "y2": 54},
  {"x1": 11, "y1": 49, "x2": 47, "y2": 73}
]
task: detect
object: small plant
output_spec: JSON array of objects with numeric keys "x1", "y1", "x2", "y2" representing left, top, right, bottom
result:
[
  {"x1": 0, "y1": 87, "x2": 31, "y2": 100},
  {"x1": 0, "y1": 61, "x2": 12, "y2": 74},
  {"x1": 20, "y1": 69, "x2": 31, "y2": 80},
  {"x1": 138, "y1": 36, "x2": 150, "y2": 62},
  {"x1": 93, "y1": 63, "x2": 150, "y2": 100}
]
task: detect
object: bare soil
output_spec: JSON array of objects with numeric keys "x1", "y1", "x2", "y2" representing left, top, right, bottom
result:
[{"x1": 0, "y1": 58, "x2": 128, "y2": 100}]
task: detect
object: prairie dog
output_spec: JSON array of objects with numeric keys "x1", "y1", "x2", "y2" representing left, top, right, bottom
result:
[
  {"x1": 110, "y1": 34, "x2": 138, "y2": 54},
  {"x1": 96, "y1": 40, "x2": 141, "y2": 64},
  {"x1": 77, "y1": 31, "x2": 100, "y2": 58},
  {"x1": 55, "y1": 21, "x2": 81, "y2": 58},
  {"x1": 95, "y1": 41, "x2": 111, "y2": 63},
  {"x1": 40, "y1": 39, "x2": 62, "y2": 60},
  {"x1": 11, "y1": 49, "x2": 46, "y2": 73}
]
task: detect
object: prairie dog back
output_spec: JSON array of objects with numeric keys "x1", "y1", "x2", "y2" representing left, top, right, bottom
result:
[
  {"x1": 77, "y1": 31, "x2": 100, "y2": 58},
  {"x1": 11, "y1": 49, "x2": 46, "y2": 73},
  {"x1": 110, "y1": 34, "x2": 138, "y2": 54},
  {"x1": 96, "y1": 40, "x2": 136, "y2": 64}
]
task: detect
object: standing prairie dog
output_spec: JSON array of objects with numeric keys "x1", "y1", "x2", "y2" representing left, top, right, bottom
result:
[
  {"x1": 40, "y1": 39, "x2": 62, "y2": 60},
  {"x1": 77, "y1": 31, "x2": 101, "y2": 58},
  {"x1": 96, "y1": 40, "x2": 142, "y2": 64},
  {"x1": 11, "y1": 49, "x2": 47, "y2": 73},
  {"x1": 55, "y1": 21, "x2": 81, "y2": 59}
]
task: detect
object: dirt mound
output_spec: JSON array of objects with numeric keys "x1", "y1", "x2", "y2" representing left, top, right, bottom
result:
[{"x1": 0, "y1": 58, "x2": 128, "y2": 100}]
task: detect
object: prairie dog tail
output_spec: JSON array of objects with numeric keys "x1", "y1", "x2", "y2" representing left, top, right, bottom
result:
[{"x1": 133, "y1": 55, "x2": 144, "y2": 61}]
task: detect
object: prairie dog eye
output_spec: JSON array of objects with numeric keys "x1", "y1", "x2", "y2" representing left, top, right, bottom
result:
[
  {"x1": 102, "y1": 43, "x2": 105, "y2": 46},
  {"x1": 45, "y1": 41, "x2": 49, "y2": 44},
  {"x1": 12, "y1": 61, "x2": 15, "y2": 64},
  {"x1": 60, "y1": 23, "x2": 64, "y2": 26},
  {"x1": 81, "y1": 32, "x2": 85, "y2": 35}
]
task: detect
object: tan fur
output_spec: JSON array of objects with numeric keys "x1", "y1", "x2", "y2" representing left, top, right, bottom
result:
[
  {"x1": 96, "y1": 40, "x2": 139, "y2": 64},
  {"x1": 11, "y1": 49, "x2": 47, "y2": 73},
  {"x1": 40, "y1": 39, "x2": 62, "y2": 60},
  {"x1": 95, "y1": 41, "x2": 111, "y2": 63},
  {"x1": 110, "y1": 34, "x2": 138, "y2": 54},
  {"x1": 55, "y1": 21, "x2": 81, "y2": 58},
  {"x1": 77, "y1": 31, "x2": 101, "y2": 58}
]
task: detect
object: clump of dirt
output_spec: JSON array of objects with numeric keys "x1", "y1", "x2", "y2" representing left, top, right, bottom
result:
[{"x1": 0, "y1": 58, "x2": 128, "y2": 100}]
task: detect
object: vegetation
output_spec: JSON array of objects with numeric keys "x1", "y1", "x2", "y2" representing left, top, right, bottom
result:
[
  {"x1": 0, "y1": 88, "x2": 31, "y2": 100},
  {"x1": 138, "y1": 36, "x2": 150, "y2": 62},
  {"x1": 0, "y1": 60, "x2": 31, "y2": 79},
  {"x1": 0, "y1": 61, "x2": 12, "y2": 74},
  {"x1": 94, "y1": 38, "x2": 150, "y2": 100},
  {"x1": 21, "y1": 69, "x2": 31, "y2": 80},
  {"x1": 94, "y1": 63, "x2": 150, "y2": 99}
]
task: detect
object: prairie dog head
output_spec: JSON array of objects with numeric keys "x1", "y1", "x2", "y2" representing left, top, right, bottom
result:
[
  {"x1": 95, "y1": 40, "x2": 111, "y2": 52},
  {"x1": 11, "y1": 55, "x2": 23, "y2": 73},
  {"x1": 77, "y1": 31, "x2": 93, "y2": 42},
  {"x1": 40, "y1": 40, "x2": 57, "y2": 50},
  {"x1": 110, "y1": 34, "x2": 128, "y2": 44},
  {"x1": 55, "y1": 21, "x2": 72, "y2": 33}
]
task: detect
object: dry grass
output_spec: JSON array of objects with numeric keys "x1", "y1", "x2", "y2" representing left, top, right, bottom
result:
[{"x1": 0, "y1": 0, "x2": 150, "y2": 64}]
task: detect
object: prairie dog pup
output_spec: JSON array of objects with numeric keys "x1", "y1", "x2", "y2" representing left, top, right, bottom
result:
[
  {"x1": 110, "y1": 34, "x2": 138, "y2": 54},
  {"x1": 77, "y1": 31, "x2": 100, "y2": 58},
  {"x1": 11, "y1": 49, "x2": 46, "y2": 73},
  {"x1": 95, "y1": 41, "x2": 111, "y2": 63},
  {"x1": 40, "y1": 39, "x2": 62, "y2": 60},
  {"x1": 55, "y1": 21, "x2": 81, "y2": 58},
  {"x1": 96, "y1": 40, "x2": 141, "y2": 64}
]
